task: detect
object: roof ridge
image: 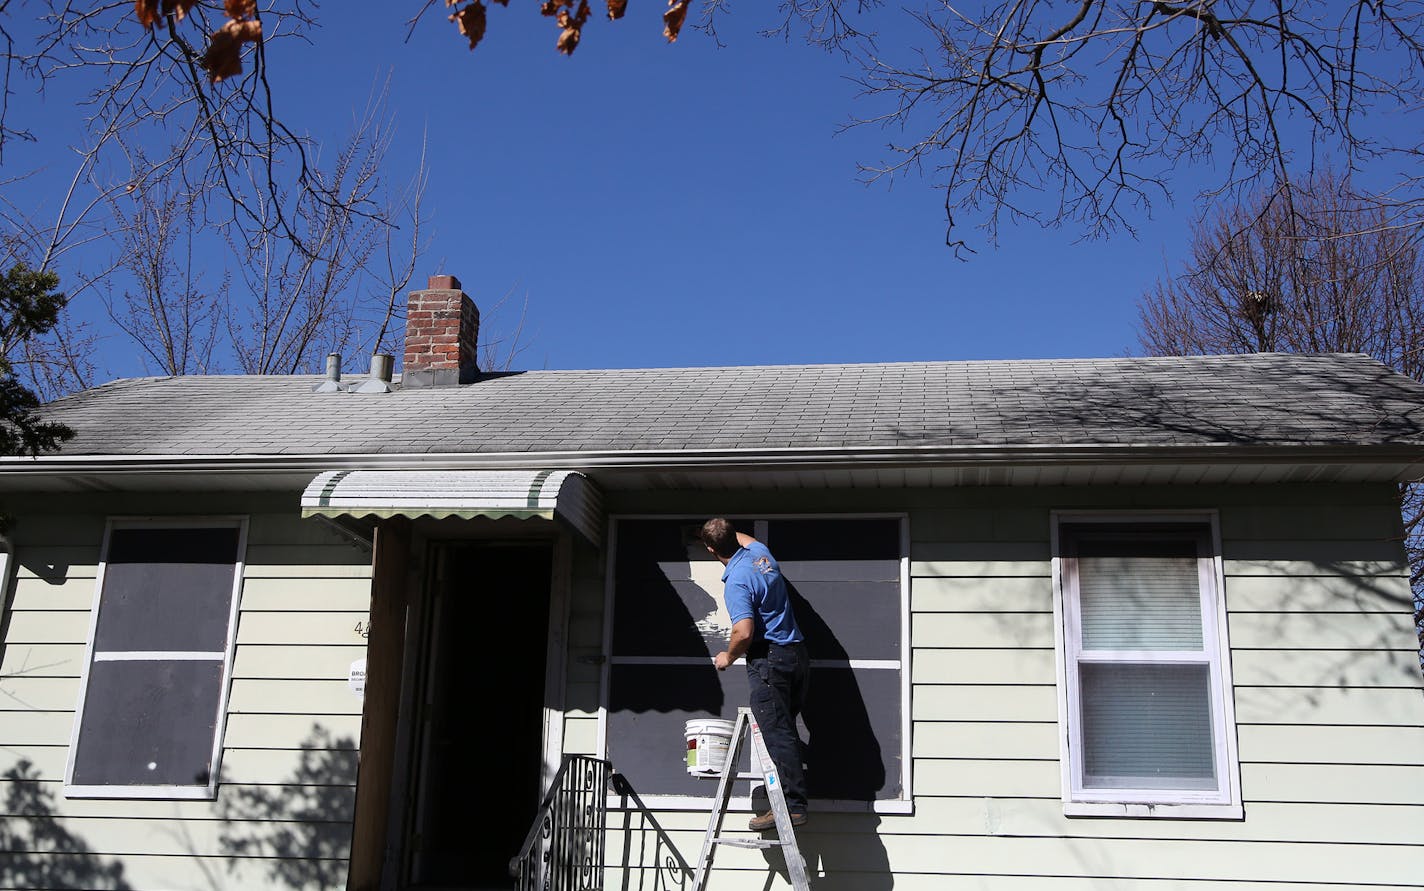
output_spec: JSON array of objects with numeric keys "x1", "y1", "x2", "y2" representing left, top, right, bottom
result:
[{"x1": 76, "y1": 350, "x2": 1382, "y2": 388}]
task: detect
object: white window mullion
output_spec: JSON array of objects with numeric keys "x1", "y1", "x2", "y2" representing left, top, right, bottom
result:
[
  {"x1": 92, "y1": 651, "x2": 226, "y2": 662},
  {"x1": 1077, "y1": 649, "x2": 1213, "y2": 661}
]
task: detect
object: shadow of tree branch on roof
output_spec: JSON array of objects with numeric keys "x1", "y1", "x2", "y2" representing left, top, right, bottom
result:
[
  {"x1": 0, "y1": 759, "x2": 131, "y2": 890},
  {"x1": 891, "y1": 357, "x2": 1424, "y2": 677},
  {"x1": 887, "y1": 357, "x2": 1424, "y2": 450}
]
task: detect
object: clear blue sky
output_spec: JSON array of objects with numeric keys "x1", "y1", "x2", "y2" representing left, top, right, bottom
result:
[{"x1": 11, "y1": 4, "x2": 1212, "y2": 377}]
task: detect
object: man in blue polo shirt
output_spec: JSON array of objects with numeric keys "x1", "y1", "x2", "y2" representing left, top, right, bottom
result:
[{"x1": 699, "y1": 518, "x2": 809, "y2": 830}]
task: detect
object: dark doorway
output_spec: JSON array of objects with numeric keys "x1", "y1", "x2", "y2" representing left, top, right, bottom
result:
[{"x1": 407, "y1": 543, "x2": 554, "y2": 889}]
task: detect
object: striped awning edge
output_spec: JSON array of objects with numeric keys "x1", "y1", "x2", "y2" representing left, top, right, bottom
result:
[{"x1": 300, "y1": 469, "x2": 603, "y2": 545}]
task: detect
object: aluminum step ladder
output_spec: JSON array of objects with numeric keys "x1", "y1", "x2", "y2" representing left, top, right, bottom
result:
[{"x1": 690, "y1": 707, "x2": 810, "y2": 891}]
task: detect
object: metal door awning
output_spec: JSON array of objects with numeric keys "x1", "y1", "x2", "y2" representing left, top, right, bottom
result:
[{"x1": 300, "y1": 469, "x2": 603, "y2": 545}]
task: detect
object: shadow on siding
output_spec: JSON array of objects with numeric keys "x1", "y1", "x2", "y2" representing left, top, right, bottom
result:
[
  {"x1": 797, "y1": 815, "x2": 893, "y2": 890},
  {"x1": 0, "y1": 759, "x2": 131, "y2": 890},
  {"x1": 217, "y1": 725, "x2": 357, "y2": 890}
]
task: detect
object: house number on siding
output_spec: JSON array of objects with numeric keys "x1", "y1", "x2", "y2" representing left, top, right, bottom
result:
[{"x1": 354, "y1": 620, "x2": 370, "y2": 639}]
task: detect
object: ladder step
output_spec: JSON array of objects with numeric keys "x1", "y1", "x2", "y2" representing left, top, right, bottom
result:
[
  {"x1": 692, "y1": 708, "x2": 810, "y2": 891},
  {"x1": 712, "y1": 836, "x2": 781, "y2": 849}
]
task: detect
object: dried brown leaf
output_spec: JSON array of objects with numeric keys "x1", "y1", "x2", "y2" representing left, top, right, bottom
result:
[
  {"x1": 223, "y1": 0, "x2": 256, "y2": 19},
  {"x1": 663, "y1": 0, "x2": 688, "y2": 43},
  {"x1": 134, "y1": 0, "x2": 162, "y2": 29},
  {"x1": 606, "y1": 0, "x2": 627, "y2": 20},
  {"x1": 201, "y1": 18, "x2": 262, "y2": 83},
  {"x1": 201, "y1": 38, "x2": 241, "y2": 81},
  {"x1": 541, "y1": 0, "x2": 571, "y2": 15},
  {"x1": 554, "y1": 1, "x2": 589, "y2": 53},
  {"x1": 450, "y1": 1, "x2": 488, "y2": 49},
  {"x1": 165, "y1": 0, "x2": 199, "y2": 23},
  {"x1": 556, "y1": 26, "x2": 580, "y2": 54},
  {"x1": 136, "y1": 0, "x2": 199, "y2": 28}
]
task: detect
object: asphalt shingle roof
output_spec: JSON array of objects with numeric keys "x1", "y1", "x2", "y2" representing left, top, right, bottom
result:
[{"x1": 37, "y1": 353, "x2": 1424, "y2": 457}]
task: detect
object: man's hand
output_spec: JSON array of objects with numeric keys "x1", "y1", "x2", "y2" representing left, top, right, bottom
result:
[{"x1": 718, "y1": 618, "x2": 754, "y2": 671}]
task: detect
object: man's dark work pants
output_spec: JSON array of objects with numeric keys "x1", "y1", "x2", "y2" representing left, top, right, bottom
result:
[{"x1": 746, "y1": 641, "x2": 810, "y2": 814}]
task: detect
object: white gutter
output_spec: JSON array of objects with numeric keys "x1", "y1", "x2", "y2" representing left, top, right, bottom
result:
[{"x1": 1, "y1": 442, "x2": 1422, "y2": 477}]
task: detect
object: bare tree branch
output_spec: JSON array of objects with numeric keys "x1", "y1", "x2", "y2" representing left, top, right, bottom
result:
[
  {"x1": 225, "y1": 83, "x2": 429, "y2": 375},
  {"x1": 830, "y1": 1, "x2": 1424, "y2": 251},
  {"x1": 1137, "y1": 168, "x2": 1424, "y2": 669},
  {"x1": 103, "y1": 171, "x2": 222, "y2": 375}
]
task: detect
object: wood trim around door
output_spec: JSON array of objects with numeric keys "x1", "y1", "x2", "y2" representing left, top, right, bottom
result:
[{"x1": 348, "y1": 516, "x2": 414, "y2": 891}]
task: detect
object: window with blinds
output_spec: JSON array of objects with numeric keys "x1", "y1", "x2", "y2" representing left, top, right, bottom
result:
[{"x1": 1055, "y1": 517, "x2": 1242, "y2": 818}]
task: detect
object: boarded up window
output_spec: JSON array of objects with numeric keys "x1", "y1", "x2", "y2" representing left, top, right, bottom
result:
[
  {"x1": 66, "y1": 521, "x2": 246, "y2": 799},
  {"x1": 606, "y1": 517, "x2": 905, "y2": 803}
]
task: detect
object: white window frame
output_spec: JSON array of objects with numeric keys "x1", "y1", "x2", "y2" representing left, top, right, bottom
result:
[
  {"x1": 0, "y1": 545, "x2": 11, "y2": 614},
  {"x1": 598, "y1": 513, "x2": 912, "y2": 814},
  {"x1": 1051, "y1": 511, "x2": 1242, "y2": 819},
  {"x1": 65, "y1": 516, "x2": 248, "y2": 800}
]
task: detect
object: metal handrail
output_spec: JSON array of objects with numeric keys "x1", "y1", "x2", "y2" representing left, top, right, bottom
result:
[
  {"x1": 609, "y1": 773, "x2": 693, "y2": 891},
  {"x1": 510, "y1": 755, "x2": 611, "y2": 891}
]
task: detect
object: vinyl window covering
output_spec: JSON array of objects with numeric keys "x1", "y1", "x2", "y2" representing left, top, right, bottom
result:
[
  {"x1": 603, "y1": 516, "x2": 907, "y2": 807},
  {"x1": 65, "y1": 520, "x2": 246, "y2": 799},
  {"x1": 1057, "y1": 521, "x2": 1239, "y2": 816}
]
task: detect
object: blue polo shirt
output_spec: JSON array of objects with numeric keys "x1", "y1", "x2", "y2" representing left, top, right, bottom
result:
[{"x1": 722, "y1": 540, "x2": 803, "y2": 646}]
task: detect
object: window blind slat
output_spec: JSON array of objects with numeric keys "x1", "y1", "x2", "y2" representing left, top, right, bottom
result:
[
  {"x1": 1079, "y1": 555, "x2": 1203, "y2": 651},
  {"x1": 1079, "y1": 662, "x2": 1216, "y2": 790}
]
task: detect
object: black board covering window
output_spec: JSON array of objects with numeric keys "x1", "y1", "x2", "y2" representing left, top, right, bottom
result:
[
  {"x1": 606, "y1": 516, "x2": 905, "y2": 804},
  {"x1": 66, "y1": 521, "x2": 245, "y2": 798}
]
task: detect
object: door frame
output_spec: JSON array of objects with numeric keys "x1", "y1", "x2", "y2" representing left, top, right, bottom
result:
[{"x1": 387, "y1": 520, "x2": 573, "y2": 888}]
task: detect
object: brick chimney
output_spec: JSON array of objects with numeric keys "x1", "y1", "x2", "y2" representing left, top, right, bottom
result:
[{"x1": 402, "y1": 275, "x2": 479, "y2": 388}]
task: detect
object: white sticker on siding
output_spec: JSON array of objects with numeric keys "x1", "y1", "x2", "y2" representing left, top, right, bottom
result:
[{"x1": 348, "y1": 658, "x2": 367, "y2": 697}]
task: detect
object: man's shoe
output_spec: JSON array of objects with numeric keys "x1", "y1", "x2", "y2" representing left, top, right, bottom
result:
[{"x1": 748, "y1": 811, "x2": 808, "y2": 831}]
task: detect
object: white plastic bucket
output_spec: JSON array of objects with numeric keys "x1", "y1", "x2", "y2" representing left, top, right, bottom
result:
[{"x1": 684, "y1": 719, "x2": 735, "y2": 776}]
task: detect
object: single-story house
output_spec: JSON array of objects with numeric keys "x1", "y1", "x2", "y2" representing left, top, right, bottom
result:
[{"x1": 2, "y1": 276, "x2": 1422, "y2": 891}]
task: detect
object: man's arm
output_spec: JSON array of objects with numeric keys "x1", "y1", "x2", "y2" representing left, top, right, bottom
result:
[
  {"x1": 715, "y1": 618, "x2": 754, "y2": 671},
  {"x1": 735, "y1": 531, "x2": 756, "y2": 548}
]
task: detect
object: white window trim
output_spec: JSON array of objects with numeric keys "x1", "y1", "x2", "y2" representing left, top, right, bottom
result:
[
  {"x1": 0, "y1": 548, "x2": 11, "y2": 619},
  {"x1": 1050, "y1": 510, "x2": 1243, "y2": 820},
  {"x1": 598, "y1": 513, "x2": 912, "y2": 813},
  {"x1": 65, "y1": 516, "x2": 248, "y2": 800}
]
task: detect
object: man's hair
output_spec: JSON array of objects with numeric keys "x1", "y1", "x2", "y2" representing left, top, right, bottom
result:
[{"x1": 699, "y1": 518, "x2": 740, "y2": 558}]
